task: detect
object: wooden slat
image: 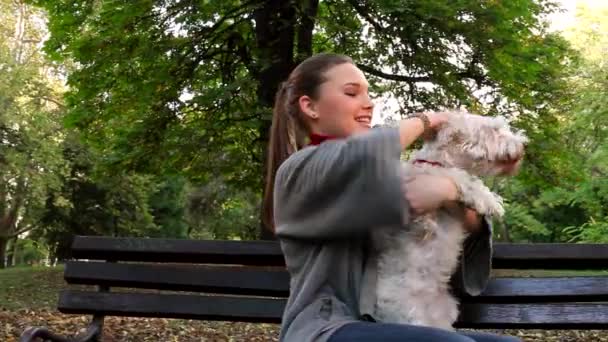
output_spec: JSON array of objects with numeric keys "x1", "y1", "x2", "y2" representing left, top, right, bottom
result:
[
  {"x1": 71, "y1": 236, "x2": 608, "y2": 270},
  {"x1": 59, "y1": 290, "x2": 608, "y2": 328},
  {"x1": 65, "y1": 260, "x2": 608, "y2": 302},
  {"x1": 457, "y1": 303, "x2": 608, "y2": 329},
  {"x1": 58, "y1": 290, "x2": 285, "y2": 323},
  {"x1": 493, "y1": 243, "x2": 608, "y2": 269},
  {"x1": 71, "y1": 236, "x2": 608, "y2": 269},
  {"x1": 71, "y1": 236, "x2": 285, "y2": 266},
  {"x1": 471, "y1": 277, "x2": 608, "y2": 303},
  {"x1": 64, "y1": 261, "x2": 290, "y2": 297}
]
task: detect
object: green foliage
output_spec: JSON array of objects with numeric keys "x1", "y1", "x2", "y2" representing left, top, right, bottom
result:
[
  {"x1": 502, "y1": 202, "x2": 551, "y2": 242},
  {"x1": 186, "y1": 179, "x2": 259, "y2": 240},
  {"x1": 31, "y1": 0, "x2": 263, "y2": 189},
  {"x1": 564, "y1": 220, "x2": 608, "y2": 244},
  {"x1": 148, "y1": 175, "x2": 189, "y2": 238},
  {"x1": 31, "y1": 0, "x2": 572, "y2": 191},
  {"x1": 12, "y1": 0, "x2": 604, "y2": 243},
  {"x1": 12, "y1": 238, "x2": 48, "y2": 266},
  {"x1": 497, "y1": 3, "x2": 608, "y2": 243},
  {"x1": 36, "y1": 135, "x2": 191, "y2": 259},
  {"x1": 0, "y1": 0, "x2": 69, "y2": 267}
]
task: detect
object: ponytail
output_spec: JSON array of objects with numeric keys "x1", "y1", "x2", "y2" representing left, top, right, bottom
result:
[
  {"x1": 261, "y1": 53, "x2": 354, "y2": 234},
  {"x1": 262, "y1": 82, "x2": 307, "y2": 232}
]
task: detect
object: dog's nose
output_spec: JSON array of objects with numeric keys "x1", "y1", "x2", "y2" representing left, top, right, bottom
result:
[
  {"x1": 499, "y1": 154, "x2": 522, "y2": 163},
  {"x1": 504, "y1": 142, "x2": 525, "y2": 161}
]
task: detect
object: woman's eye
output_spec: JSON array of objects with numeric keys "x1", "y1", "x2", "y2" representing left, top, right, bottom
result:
[{"x1": 345, "y1": 92, "x2": 356, "y2": 97}]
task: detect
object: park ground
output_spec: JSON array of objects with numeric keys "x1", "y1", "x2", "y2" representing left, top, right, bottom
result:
[{"x1": 1, "y1": 266, "x2": 607, "y2": 341}]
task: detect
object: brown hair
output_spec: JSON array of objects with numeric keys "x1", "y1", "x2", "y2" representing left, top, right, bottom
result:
[{"x1": 262, "y1": 53, "x2": 353, "y2": 232}]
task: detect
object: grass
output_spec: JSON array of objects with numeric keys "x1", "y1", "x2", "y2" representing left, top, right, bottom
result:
[{"x1": 0, "y1": 265, "x2": 65, "y2": 310}]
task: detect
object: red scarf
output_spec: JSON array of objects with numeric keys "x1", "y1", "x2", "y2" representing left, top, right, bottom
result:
[
  {"x1": 413, "y1": 159, "x2": 444, "y2": 167},
  {"x1": 309, "y1": 133, "x2": 338, "y2": 146}
]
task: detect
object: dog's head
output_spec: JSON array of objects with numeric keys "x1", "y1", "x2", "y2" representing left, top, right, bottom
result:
[{"x1": 416, "y1": 112, "x2": 528, "y2": 177}]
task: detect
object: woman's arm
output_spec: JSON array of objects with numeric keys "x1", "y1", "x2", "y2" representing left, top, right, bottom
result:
[
  {"x1": 274, "y1": 127, "x2": 406, "y2": 240},
  {"x1": 273, "y1": 113, "x2": 452, "y2": 240}
]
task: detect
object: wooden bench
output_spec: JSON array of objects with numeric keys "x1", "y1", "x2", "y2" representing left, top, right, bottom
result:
[{"x1": 20, "y1": 236, "x2": 608, "y2": 341}]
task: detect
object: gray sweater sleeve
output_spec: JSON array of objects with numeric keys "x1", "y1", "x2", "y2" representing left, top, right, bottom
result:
[{"x1": 273, "y1": 127, "x2": 408, "y2": 240}]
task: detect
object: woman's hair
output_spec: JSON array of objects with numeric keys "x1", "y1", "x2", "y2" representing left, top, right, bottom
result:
[{"x1": 262, "y1": 53, "x2": 353, "y2": 232}]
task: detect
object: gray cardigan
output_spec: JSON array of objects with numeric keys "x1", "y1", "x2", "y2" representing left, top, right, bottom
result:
[{"x1": 273, "y1": 127, "x2": 492, "y2": 342}]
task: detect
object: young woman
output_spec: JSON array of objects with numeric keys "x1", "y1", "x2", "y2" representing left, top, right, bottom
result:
[{"x1": 262, "y1": 53, "x2": 520, "y2": 342}]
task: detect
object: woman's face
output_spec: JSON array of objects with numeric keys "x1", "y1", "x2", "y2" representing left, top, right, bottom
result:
[{"x1": 299, "y1": 63, "x2": 375, "y2": 138}]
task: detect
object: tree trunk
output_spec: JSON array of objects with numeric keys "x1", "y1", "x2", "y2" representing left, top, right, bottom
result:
[
  {"x1": 0, "y1": 236, "x2": 8, "y2": 269},
  {"x1": 5, "y1": 237, "x2": 15, "y2": 267},
  {"x1": 296, "y1": 0, "x2": 319, "y2": 63},
  {"x1": 497, "y1": 218, "x2": 511, "y2": 242},
  {"x1": 0, "y1": 175, "x2": 27, "y2": 247},
  {"x1": 255, "y1": 0, "x2": 297, "y2": 240},
  {"x1": 9, "y1": 237, "x2": 18, "y2": 266},
  {"x1": 254, "y1": 0, "x2": 319, "y2": 240}
]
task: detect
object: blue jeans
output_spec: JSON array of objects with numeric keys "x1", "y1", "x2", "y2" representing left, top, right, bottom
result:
[{"x1": 328, "y1": 322, "x2": 521, "y2": 342}]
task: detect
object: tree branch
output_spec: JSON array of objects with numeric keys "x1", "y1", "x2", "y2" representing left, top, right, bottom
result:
[
  {"x1": 235, "y1": 21, "x2": 258, "y2": 77},
  {"x1": 358, "y1": 63, "x2": 486, "y2": 85},
  {"x1": 348, "y1": 1, "x2": 488, "y2": 88},
  {"x1": 218, "y1": 112, "x2": 260, "y2": 124},
  {"x1": 190, "y1": 0, "x2": 263, "y2": 43},
  {"x1": 345, "y1": 0, "x2": 384, "y2": 34},
  {"x1": 591, "y1": 166, "x2": 606, "y2": 177},
  {"x1": 10, "y1": 224, "x2": 33, "y2": 238},
  {"x1": 36, "y1": 96, "x2": 65, "y2": 109},
  {"x1": 357, "y1": 63, "x2": 431, "y2": 82}
]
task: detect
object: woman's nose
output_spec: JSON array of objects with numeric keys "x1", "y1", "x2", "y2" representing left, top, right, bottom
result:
[{"x1": 363, "y1": 95, "x2": 374, "y2": 110}]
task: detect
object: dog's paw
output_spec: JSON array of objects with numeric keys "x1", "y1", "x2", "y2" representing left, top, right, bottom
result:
[
  {"x1": 460, "y1": 185, "x2": 504, "y2": 218},
  {"x1": 489, "y1": 193, "x2": 505, "y2": 217}
]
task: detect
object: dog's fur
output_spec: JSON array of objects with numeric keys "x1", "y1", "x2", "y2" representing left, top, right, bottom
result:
[{"x1": 372, "y1": 112, "x2": 528, "y2": 330}]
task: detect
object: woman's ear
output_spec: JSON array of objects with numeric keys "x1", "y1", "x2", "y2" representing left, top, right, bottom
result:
[{"x1": 299, "y1": 95, "x2": 319, "y2": 120}]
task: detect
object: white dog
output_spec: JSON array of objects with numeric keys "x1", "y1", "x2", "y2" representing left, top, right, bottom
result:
[{"x1": 372, "y1": 112, "x2": 528, "y2": 330}]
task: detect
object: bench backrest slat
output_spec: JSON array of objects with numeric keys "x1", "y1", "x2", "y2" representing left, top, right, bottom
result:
[
  {"x1": 71, "y1": 236, "x2": 284, "y2": 266},
  {"x1": 467, "y1": 277, "x2": 608, "y2": 302},
  {"x1": 71, "y1": 236, "x2": 608, "y2": 269},
  {"x1": 64, "y1": 261, "x2": 290, "y2": 297},
  {"x1": 492, "y1": 243, "x2": 608, "y2": 269},
  {"x1": 63, "y1": 261, "x2": 608, "y2": 301}
]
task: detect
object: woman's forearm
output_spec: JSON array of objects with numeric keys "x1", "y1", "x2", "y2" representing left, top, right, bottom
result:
[
  {"x1": 398, "y1": 117, "x2": 426, "y2": 149},
  {"x1": 397, "y1": 112, "x2": 447, "y2": 149}
]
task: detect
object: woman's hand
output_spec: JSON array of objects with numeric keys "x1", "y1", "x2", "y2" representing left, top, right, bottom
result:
[
  {"x1": 444, "y1": 201, "x2": 483, "y2": 233},
  {"x1": 426, "y1": 111, "x2": 450, "y2": 130},
  {"x1": 397, "y1": 111, "x2": 452, "y2": 149},
  {"x1": 462, "y1": 207, "x2": 483, "y2": 232},
  {"x1": 403, "y1": 175, "x2": 459, "y2": 215}
]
